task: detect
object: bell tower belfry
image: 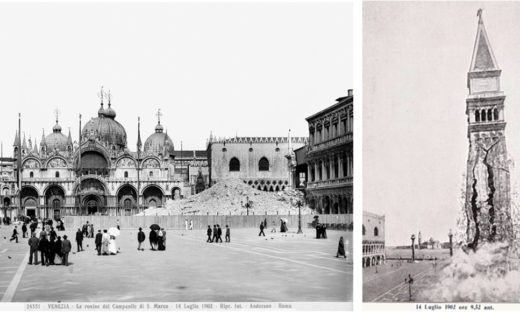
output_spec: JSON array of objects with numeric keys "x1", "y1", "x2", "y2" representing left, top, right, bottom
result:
[{"x1": 465, "y1": 10, "x2": 513, "y2": 250}]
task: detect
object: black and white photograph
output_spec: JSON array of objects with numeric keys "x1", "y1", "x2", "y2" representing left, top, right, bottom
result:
[
  {"x1": 0, "y1": 1, "x2": 353, "y2": 310},
  {"x1": 364, "y1": 1, "x2": 520, "y2": 305}
]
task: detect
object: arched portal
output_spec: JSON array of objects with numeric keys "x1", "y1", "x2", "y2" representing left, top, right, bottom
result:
[
  {"x1": 143, "y1": 185, "x2": 163, "y2": 208},
  {"x1": 117, "y1": 184, "x2": 137, "y2": 215},
  {"x1": 21, "y1": 186, "x2": 39, "y2": 218},
  {"x1": 45, "y1": 185, "x2": 65, "y2": 220},
  {"x1": 323, "y1": 196, "x2": 331, "y2": 214},
  {"x1": 76, "y1": 178, "x2": 106, "y2": 215}
]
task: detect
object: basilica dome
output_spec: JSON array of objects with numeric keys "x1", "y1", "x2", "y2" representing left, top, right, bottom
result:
[
  {"x1": 82, "y1": 103, "x2": 127, "y2": 148},
  {"x1": 144, "y1": 122, "x2": 174, "y2": 156},
  {"x1": 45, "y1": 121, "x2": 69, "y2": 152}
]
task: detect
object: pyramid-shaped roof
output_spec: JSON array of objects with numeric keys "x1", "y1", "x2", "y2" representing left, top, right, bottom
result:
[{"x1": 469, "y1": 11, "x2": 499, "y2": 72}]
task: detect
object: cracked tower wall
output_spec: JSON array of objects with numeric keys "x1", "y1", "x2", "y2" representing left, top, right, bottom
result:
[{"x1": 464, "y1": 13, "x2": 514, "y2": 249}]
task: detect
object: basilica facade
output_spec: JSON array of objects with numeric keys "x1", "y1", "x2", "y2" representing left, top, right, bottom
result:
[{"x1": 1, "y1": 95, "x2": 208, "y2": 219}]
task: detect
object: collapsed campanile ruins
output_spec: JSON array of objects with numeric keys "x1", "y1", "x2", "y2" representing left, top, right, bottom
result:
[{"x1": 465, "y1": 10, "x2": 513, "y2": 250}]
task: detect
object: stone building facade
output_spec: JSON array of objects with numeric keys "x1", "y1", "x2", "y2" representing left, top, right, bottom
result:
[
  {"x1": 362, "y1": 211, "x2": 385, "y2": 267},
  {"x1": 464, "y1": 12, "x2": 513, "y2": 249},
  {"x1": 305, "y1": 91, "x2": 353, "y2": 214},
  {"x1": 4, "y1": 93, "x2": 206, "y2": 219},
  {"x1": 207, "y1": 136, "x2": 307, "y2": 191}
]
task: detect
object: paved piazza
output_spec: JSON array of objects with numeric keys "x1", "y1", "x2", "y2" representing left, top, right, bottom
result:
[
  {"x1": 363, "y1": 260, "x2": 448, "y2": 302},
  {"x1": 0, "y1": 224, "x2": 351, "y2": 302}
]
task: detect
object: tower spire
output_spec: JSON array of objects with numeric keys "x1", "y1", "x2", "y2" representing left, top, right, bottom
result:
[
  {"x1": 137, "y1": 117, "x2": 142, "y2": 151},
  {"x1": 469, "y1": 8, "x2": 499, "y2": 73}
]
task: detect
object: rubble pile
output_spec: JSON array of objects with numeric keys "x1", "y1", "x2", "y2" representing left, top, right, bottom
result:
[
  {"x1": 136, "y1": 178, "x2": 312, "y2": 216},
  {"x1": 419, "y1": 242, "x2": 520, "y2": 302}
]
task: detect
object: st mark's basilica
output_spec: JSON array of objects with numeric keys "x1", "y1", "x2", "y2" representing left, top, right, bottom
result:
[{"x1": 1, "y1": 90, "x2": 208, "y2": 219}]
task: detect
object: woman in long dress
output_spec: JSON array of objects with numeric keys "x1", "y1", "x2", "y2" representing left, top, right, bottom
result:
[
  {"x1": 108, "y1": 235, "x2": 117, "y2": 255},
  {"x1": 336, "y1": 236, "x2": 346, "y2": 258}
]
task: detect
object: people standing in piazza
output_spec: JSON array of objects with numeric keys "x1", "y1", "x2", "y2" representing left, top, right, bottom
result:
[
  {"x1": 116, "y1": 219, "x2": 120, "y2": 230},
  {"x1": 10, "y1": 226, "x2": 18, "y2": 243},
  {"x1": 149, "y1": 229, "x2": 157, "y2": 250},
  {"x1": 161, "y1": 228, "x2": 166, "y2": 249},
  {"x1": 259, "y1": 222, "x2": 265, "y2": 236},
  {"x1": 225, "y1": 225, "x2": 230, "y2": 242},
  {"x1": 101, "y1": 229, "x2": 110, "y2": 255},
  {"x1": 39, "y1": 233, "x2": 49, "y2": 266},
  {"x1": 61, "y1": 235, "x2": 71, "y2": 266},
  {"x1": 82, "y1": 222, "x2": 88, "y2": 238},
  {"x1": 206, "y1": 225, "x2": 212, "y2": 243},
  {"x1": 108, "y1": 235, "x2": 117, "y2": 255},
  {"x1": 22, "y1": 222, "x2": 27, "y2": 238},
  {"x1": 54, "y1": 236, "x2": 63, "y2": 263},
  {"x1": 28, "y1": 232, "x2": 40, "y2": 265},
  {"x1": 189, "y1": 220, "x2": 193, "y2": 230},
  {"x1": 336, "y1": 236, "x2": 347, "y2": 258},
  {"x1": 157, "y1": 229, "x2": 164, "y2": 251},
  {"x1": 217, "y1": 225, "x2": 222, "y2": 243},
  {"x1": 212, "y1": 225, "x2": 218, "y2": 243},
  {"x1": 76, "y1": 228, "x2": 84, "y2": 252},
  {"x1": 95, "y1": 230, "x2": 103, "y2": 255},
  {"x1": 49, "y1": 227, "x2": 57, "y2": 241},
  {"x1": 48, "y1": 235, "x2": 57, "y2": 265},
  {"x1": 137, "y1": 228, "x2": 145, "y2": 251},
  {"x1": 89, "y1": 223, "x2": 94, "y2": 238}
]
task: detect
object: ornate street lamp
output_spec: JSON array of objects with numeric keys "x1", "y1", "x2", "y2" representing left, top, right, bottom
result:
[
  {"x1": 448, "y1": 229, "x2": 453, "y2": 257},
  {"x1": 296, "y1": 199, "x2": 303, "y2": 234},
  {"x1": 411, "y1": 234, "x2": 416, "y2": 262}
]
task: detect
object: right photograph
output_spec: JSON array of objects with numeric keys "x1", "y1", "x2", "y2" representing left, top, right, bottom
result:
[{"x1": 364, "y1": 1, "x2": 520, "y2": 303}]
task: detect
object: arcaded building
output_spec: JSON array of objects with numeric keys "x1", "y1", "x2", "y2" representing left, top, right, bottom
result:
[
  {"x1": 207, "y1": 136, "x2": 307, "y2": 191},
  {"x1": 3, "y1": 92, "x2": 208, "y2": 219},
  {"x1": 305, "y1": 91, "x2": 353, "y2": 214},
  {"x1": 362, "y1": 211, "x2": 385, "y2": 267}
]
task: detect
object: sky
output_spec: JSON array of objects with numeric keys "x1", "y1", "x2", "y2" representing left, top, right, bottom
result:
[
  {"x1": 364, "y1": 2, "x2": 520, "y2": 246},
  {"x1": 0, "y1": 2, "x2": 353, "y2": 153}
]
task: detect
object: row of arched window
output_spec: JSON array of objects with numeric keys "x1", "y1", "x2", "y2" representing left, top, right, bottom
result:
[
  {"x1": 475, "y1": 108, "x2": 499, "y2": 122},
  {"x1": 30, "y1": 171, "x2": 60, "y2": 178},
  {"x1": 229, "y1": 157, "x2": 270, "y2": 172}
]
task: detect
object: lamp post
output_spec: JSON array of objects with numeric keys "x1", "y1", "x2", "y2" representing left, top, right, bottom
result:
[
  {"x1": 296, "y1": 199, "x2": 303, "y2": 234},
  {"x1": 448, "y1": 229, "x2": 453, "y2": 257},
  {"x1": 411, "y1": 234, "x2": 416, "y2": 262},
  {"x1": 418, "y1": 231, "x2": 422, "y2": 250}
]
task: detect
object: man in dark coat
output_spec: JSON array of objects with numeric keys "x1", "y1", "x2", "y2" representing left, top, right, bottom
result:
[
  {"x1": 216, "y1": 225, "x2": 223, "y2": 243},
  {"x1": 22, "y1": 223, "x2": 27, "y2": 238},
  {"x1": 259, "y1": 222, "x2": 265, "y2": 236},
  {"x1": 225, "y1": 225, "x2": 230, "y2": 243},
  {"x1": 61, "y1": 235, "x2": 71, "y2": 266},
  {"x1": 212, "y1": 225, "x2": 218, "y2": 243},
  {"x1": 95, "y1": 230, "x2": 103, "y2": 255},
  {"x1": 9, "y1": 226, "x2": 18, "y2": 243},
  {"x1": 76, "y1": 228, "x2": 84, "y2": 252},
  {"x1": 30, "y1": 221, "x2": 37, "y2": 235},
  {"x1": 38, "y1": 234, "x2": 49, "y2": 266},
  {"x1": 49, "y1": 227, "x2": 57, "y2": 241},
  {"x1": 206, "y1": 225, "x2": 212, "y2": 243},
  {"x1": 55, "y1": 236, "x2": 63, "y2": 263},
  {"x1": 48, "y1": 236, "x2": 56, "y2": 265},
  {"x1": 137, "y1": 228, "x2": 145, "y2": 251},
  {"x1": 28, "y1": 233, "x2": 40, "y2": 265}
]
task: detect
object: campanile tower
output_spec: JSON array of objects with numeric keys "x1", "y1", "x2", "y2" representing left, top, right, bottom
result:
[{"x1": 465, "y1": 10, "x2": 513, "y2": 250}]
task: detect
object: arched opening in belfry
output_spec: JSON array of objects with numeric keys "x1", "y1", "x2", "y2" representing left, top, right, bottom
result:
[
  {"x1": 481, "y1": 109, "x2": 486, "y2": 121},
  {"x1": 494, "y1": 108, "x2": 499, "y2": 120},
  {"x1": 487, "y1": 109, "x2": 492, "y2": 121},
  {"x1": 475, "y1": 110, "x2": 480, "y2": 122}
]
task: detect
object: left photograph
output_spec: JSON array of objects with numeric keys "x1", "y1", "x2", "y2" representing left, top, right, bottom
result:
[{"x1": 0, "y1": 2, "x2": 353, "y2": 309}]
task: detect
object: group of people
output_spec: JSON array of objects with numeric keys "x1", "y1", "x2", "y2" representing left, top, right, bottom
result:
[
  {"x1": 147, "y1": 228, "x2": 167, "y2": 251},
  {"x1": 81, "y1": 221, "x2": 95, "y2": 238},
  {"x1": 94, "y1": 229, "x2": 119, "y2": 255},
  {"x1": 207, "y1": 224, "x2": 230, "y2": 243},
  {"x1": 27, "y1": 228, "x2": 72, "y2": 266}
]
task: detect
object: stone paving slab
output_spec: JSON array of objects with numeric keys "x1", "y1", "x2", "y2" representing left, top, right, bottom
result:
[{"x1": 0, "y1": 225, "x2": 351, "y2": 302}]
